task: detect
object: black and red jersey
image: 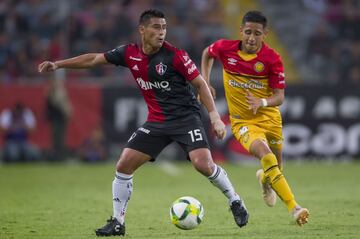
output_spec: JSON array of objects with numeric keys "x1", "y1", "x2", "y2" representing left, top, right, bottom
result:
[{"x1": 104, "y1": 41, "x2": 201, "y2": 123}]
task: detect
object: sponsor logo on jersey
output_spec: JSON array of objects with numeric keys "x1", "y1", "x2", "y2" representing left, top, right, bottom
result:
[
  {"x1": 128, "y1": 132, "x2": 137, "y2": 142},
  {"x1": 184, "y1": 59, "x2": 192, "y2": 66},
  {"x1": 136, "y1": 77, "x2": 171, "y2": 91},
  {"x1": 139, "y1": 127, "x2": 150, "y2": 134},
  {"x1": 183, "y1": 55, "x2": 190, "y2": 62},
  {"x1": 227, "y1": 58, "x2": 237, "y2": 65},
  {"x1": 228, "y1": 79, "x2": 265, "y2": 89},
  {"x1": 239, "y1": 126, "x2": 250, "y2": 143},
  {"x1": 130, "y1": 56, "x2": 142, "y2": 61},
  {"x1": 254, "y1": 61, "x2": 265, "y2": 72},
  {"x1": 182, "y1": 54, "x2": 193, "y2": 66},
  {"x1": 132, "y1": 64, "x2": 139, "y2": 71},
  {"x1": 155, "y1": 62, "x2": 167, "y2": 75},
  {"x1": 269, "y1": 139, "x2": 282, "y2": 145},
  {"x1": 187, "y1": 63, "x2": 197, "y2": 74},
  {"x1": 239, "y1": 126, "x2": 249, "y2": 136}
]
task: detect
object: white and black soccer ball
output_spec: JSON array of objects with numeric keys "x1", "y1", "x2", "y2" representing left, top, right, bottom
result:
[{"x1": 170, "y1": 196, "x2": 204, "y2": 230}]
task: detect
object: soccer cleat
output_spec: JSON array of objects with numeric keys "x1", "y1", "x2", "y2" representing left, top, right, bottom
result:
[
  {"x1": 95, "y1": 217, "x2": 125, "y2": 236},
  {"x1": 230, "y1": 200, "x2": 249, "y2": 227},
  {"x1": 291, "y1": 206, "x2": 309, "y2": 226},
  {"x1": 256, "y1": 169, "x2": 277, "y2": 207}
]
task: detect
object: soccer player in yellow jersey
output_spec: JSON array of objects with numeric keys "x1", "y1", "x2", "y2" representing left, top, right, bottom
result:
[{"x1": 201, "y1": 10, "x2": 309, "y2": 226}]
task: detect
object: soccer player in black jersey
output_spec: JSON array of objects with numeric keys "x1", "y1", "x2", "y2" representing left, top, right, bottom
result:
[{"x1": 38, "y1": 9, "x2": 248, "y2": 236}]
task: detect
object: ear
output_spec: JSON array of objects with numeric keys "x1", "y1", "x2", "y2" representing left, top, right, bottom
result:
[
  {"x1": 239, "y1": 25, "x2": 244, "y2": 33},
  {"x1": 263, "y1": 27, "x2": 269, "y2": 37},
  {"x1": 139, "y1": 25, "x2": 145, "y2": 34}
]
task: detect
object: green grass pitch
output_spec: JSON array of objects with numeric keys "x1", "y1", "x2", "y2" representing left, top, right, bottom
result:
[{"x1": 1, "y1": 161, "x2": 359, "y2": 239}]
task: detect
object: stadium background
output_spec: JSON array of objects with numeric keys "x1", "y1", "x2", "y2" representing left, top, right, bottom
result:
[{"x1": 0, "y1": 0, "x2": 359, "y2": 161}]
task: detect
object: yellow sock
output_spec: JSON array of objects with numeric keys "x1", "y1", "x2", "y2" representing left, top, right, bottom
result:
[{"x1": 261, "y1": 153, "x2": 297, "y2": 212}]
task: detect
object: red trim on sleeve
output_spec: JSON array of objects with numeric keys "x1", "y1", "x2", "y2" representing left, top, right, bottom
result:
[
  {"x1": 173, "y1": 49, "x2": 200, "y2": 81},
  {"x1": 268, "y1": 54, "x2": 286, "y2": 89}
]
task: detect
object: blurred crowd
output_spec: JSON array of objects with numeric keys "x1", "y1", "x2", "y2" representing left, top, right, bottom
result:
[
  {"x1": 0, "y1": 0, "x2": 358, "y2": 84},
  {"x1": 305, "y1": 0, "x2": 360, "y2": 85},
  {"x1": 0, "y1": 0, "x2": 225, "y2": 84},
  {"x1": 0, "y1": 0, "x2": 359, "y2": 163}
]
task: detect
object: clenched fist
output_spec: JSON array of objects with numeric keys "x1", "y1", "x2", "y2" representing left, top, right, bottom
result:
[
  {"x1": 38, "y1": 61, "x2": 58, "y2": 73},
  {"x1": 209, "y1": 111, "x2": 226, "y2": 140}
]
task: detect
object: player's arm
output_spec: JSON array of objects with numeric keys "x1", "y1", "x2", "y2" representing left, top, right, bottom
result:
[
  {"x1": 191, "y1": 75, "x2": 226, "y2": 140},
  {"x1": 247, "y1": 52, "x2": 285, "y2": 114},
  {"x1": 246, "y1": 88, "x2": 285, "y2": 114},
  {"x1": 201, "y1": 47, "x2": 216, "y2": 99},
  {"x1": 38, "y1": 53, "x2": 109, "y2": 73}
]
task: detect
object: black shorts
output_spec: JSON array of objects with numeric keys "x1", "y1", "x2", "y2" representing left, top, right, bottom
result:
[{"x1": 125, "y1": 115, "x2": 210, "y2": 161}]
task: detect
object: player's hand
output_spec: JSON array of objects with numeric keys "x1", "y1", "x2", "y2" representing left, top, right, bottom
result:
[
  {"x1": 245, "y1": 90, "x2": 262, "y2": 114},
  {"x1": 38, "y1": 61, "x2": 58, "y2": 73},
  {"x1": 209, "y1": 111, "x2": 226, "y2": 140}
]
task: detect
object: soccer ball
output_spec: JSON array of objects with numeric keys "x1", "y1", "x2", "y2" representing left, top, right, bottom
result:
[{"x1": 170, "y1": 196, "x2": 204, "y2": 230}]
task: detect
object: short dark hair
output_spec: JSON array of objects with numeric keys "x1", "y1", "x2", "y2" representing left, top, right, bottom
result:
[
  {"x1": 242, "y1": 11, "x2": 267, "y2": 28},
  {"x1": 139, "y1": 9, "x2": 165, "y2": 26}
]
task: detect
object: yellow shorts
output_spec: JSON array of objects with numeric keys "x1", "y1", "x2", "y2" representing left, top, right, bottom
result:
[{"x1": 231, "y1": 119, "x2": 283, "y2": 153}]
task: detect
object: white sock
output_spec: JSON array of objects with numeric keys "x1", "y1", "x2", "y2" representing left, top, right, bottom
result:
[
  {"x1": 208, "y1": 165, "x2": 240, "y2": 204},
  {"x1": 112, "y1": 171, "x2": 133, "y2": 224}
]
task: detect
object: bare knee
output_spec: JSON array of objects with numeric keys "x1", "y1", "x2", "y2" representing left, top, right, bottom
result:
[
  {"x1": 193, "y1": 158, "x2": 214, "y2": 176},
  {"x1": 115, "y1": 148, "x2": 151, "y2": 174},
  {"x1": 189, "y1": 149, "x2": 215, "y2": 177},
  {"x1": 116, "y1": 157, "x2": 134, "y2": 174},
  {"x1": 250, "y1": 139, "x2": 272, "y2": 159}
]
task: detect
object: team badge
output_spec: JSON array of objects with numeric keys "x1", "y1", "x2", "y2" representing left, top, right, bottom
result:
[
  {"x1": 155, "y1": 62, "x2": 167, "y2": 75},
  {"x1": 254, "y1": 61, "x2": 265, "y2": 72},
  {"x1": 239, "y1": 126, "x2": 249, "y2": 143}
]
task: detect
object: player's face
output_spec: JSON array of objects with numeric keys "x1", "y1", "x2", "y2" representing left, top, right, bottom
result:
[
  {"x1": 140, "y1": 17, "x2": 167, "y2": 50},
  {"x1": 240, "y1": 22, "x2": 267, "y2": 54}
]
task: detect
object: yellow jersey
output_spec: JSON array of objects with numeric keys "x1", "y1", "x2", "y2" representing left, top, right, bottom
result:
[{"x1": 208, "y1": 39, "x2": 285, "y2": 124}]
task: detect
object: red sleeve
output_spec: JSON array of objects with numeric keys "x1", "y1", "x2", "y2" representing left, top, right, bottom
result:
[
  {"x1": 269, "y1": 54, "x2": 286, "y2": 89},
  {"x1": 173, "y1": 49, "x2": 199, "y2": 81},
  {"x1": 208, "y1": 39, "x2": 224, "y2": 58}
]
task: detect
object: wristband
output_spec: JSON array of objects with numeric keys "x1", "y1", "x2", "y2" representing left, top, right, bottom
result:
[{"x1": 261, "y1": 98, "x2": 268, "y2": 107}]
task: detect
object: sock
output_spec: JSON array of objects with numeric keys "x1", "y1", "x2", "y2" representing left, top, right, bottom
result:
[
  {"x1": 208, "y1": 165, "x2": 240, "y2": 204},
  {"x1": 261, "y1": 153, "x2": 297, "y2": 212},
  {"x1": 112, "y1": 171, "x2": 133, "y2": 224}
]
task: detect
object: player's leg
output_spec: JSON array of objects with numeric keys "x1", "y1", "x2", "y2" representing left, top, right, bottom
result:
[
  {"x1": 175, "y1": 124, "x2": 241, "y2": 202},
  {"x1": 250, "y1": 139, "x2": 309, "y2": 225},
  {"x1": 267, "y1": 128, "x2": 283, "y2": 170},
  {"x1": 174, "y1": 118, "x2": 249, "y2": 228},
  {"x1": 271, "y1": 147, "x2": 282, "y2": 170},
  {"x1": 189, "y1": 148, "x2": 239, "y2": 201},
  {"x1": 188, "y1": 148, "x2": 248, "y2": 227},
  {"x1": 95, "y1": 148, "x2": 151, "y2": 237},
  {"x1": 267, "y1": 134, "x2": 309, "y2": 226},
  {"x1": 96, "y1": 126, "x2": 170, "y2": 236},
  {"x1": 251, "y1": 139, "x2": 279, "y2": 206},
  {"x1": 256, "y1": 131, "x2": 284, "y2": 207},
  {"x1": 113, "y1": 148, "x2": 151, "y2": 221},
  {"x1": 257, "y1": 129, "x2": 287, "y2": 207},
  {"x1": 250, "y1": 139, "x2": 296, "y2": 209},
  {"x1": 233, "y1": 124, "x2": 276, "y2": 207}
]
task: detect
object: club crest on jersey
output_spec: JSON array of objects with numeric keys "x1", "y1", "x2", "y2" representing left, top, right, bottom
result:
[
  {"x1": 155, "y1": 62, "x2": 167, "y2": 75},
  {"x1": 254, "y1": 61, "x2": 265, "y2": 72}
]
